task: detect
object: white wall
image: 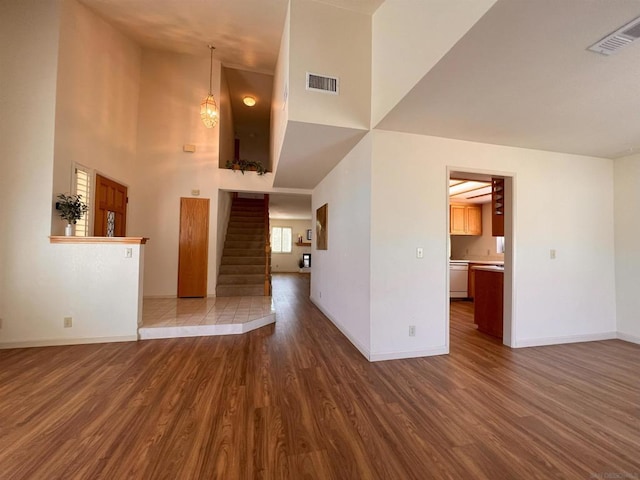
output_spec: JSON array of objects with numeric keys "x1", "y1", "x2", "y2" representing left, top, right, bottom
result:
[
  {"x1": 218, "y1": 67, "x2": 236, "y2": 168},
  {"x1": 311, "y1": 134, "x2": 372, "y2": 358},
  {"x1": 52, "y1": 0, "x2": 141, "y2": 235},
  {"x1": 371, "y1": 0, "x2": 496, "y2": 126},
  {"x1": 614, "y1": 154, "x2": 640, "y2": 343},
  {"x1": 132, "y1": 49, "x2": 223, "y2": 297},
  {"x1": 288, "y1": 0, "x2": 371, "y2": 129},
  {"x1": 0, "y1": 0, "x2": 142, "y2": 347},
  {"x1": 450, "y1": 203, "x2": 505, "y2": 261},
  {"x1": 270, "y1": 219, "x2": 312, "y2": 272},
  {"x1": 371, "y1": 130, "x2": 616, "y2": 357},
  {"x1": 133, "y1": 49, "x2": 313, "y2": 297},
  {"x1": 0, "y1": 0, "x2": 61, "y2": 344},
  {"x1": 0, "y1": 243, "x2": 144, "y2": 348},
  {"x1": 271, "y1": 1, "x2": 290, "y2": 174}
]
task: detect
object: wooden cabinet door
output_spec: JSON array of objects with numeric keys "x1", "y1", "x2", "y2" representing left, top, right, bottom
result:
[
  {"x1": 450, "y1": 204, "x2": 467, "y2": 234},
  {"x1": 450, "y1": 204, "x2": 482, "y2": 235},
  {"x1": 492, "y1": 178, "x2": 505, "y2": 237},
  {"x1": 178, "y1": 198, "x2": 209, "y2": 298},
  {"x1": 94, "y1": 174, "x2": 127, "y2": 237},
  {"x1": 467, "y1": 205, "x2": 482, "y2": 235}
]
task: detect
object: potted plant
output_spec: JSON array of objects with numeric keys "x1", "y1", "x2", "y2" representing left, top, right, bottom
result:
[
  {"x1": 225, "y1": 159, "x2": 267, "y2": 175},
  {"x1": 56, "y1": 193, "x2": 88, "y2": 236}
]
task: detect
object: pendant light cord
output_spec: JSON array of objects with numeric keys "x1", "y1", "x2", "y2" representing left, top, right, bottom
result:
[{"x1": 208, "y1": 46, "x2": 214, "y2": 95}]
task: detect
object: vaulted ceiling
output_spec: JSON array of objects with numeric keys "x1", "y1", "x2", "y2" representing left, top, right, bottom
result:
[{"x1": 80, "y1": 0, "x2": 640, "y2": 183}]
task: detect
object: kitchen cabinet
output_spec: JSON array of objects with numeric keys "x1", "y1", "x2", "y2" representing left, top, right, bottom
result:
[
  {"x1": 492, "y1": 178, "x2": 504, "y2": 237},
  {"x1": 450, "y1": 204, "x2": 482, "y2": 235},
  {"x1": 473, "y1": 267, "x2": 503, "y2": 339},
  {"x1": 468, "y1": 261, "x2": 504, "y2": 299}
]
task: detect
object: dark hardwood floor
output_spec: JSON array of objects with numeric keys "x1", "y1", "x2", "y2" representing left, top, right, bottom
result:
[{"x1": 1, "y1": 275, "x2": 639, "y2": 479}]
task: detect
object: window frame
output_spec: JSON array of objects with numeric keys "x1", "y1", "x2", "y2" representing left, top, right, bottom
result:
[
  {"x1": 71, "y1": 163, "x2": 94, "y2": 237},
  {"x1": 271, "y1": 226, "x2": 293, "y2": 253}
]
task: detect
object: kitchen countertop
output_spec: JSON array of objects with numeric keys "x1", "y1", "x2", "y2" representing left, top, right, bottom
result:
[
  {"x1": 471, "y1": 265, "x2": 504, "y2": 272},
  {"x1": 450, "y1": 259, "x2": 504, "y2": 265}
]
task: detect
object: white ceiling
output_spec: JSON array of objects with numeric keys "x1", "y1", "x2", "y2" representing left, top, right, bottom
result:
[
  {"x1": 377, "y1": 0, "x2": 640, "y2": 159},
  {"x1": 80, "y1": 0, "x2": 384, "y2": 73},
  {"x1": 78, "y1": 0, "x2": 640, "y2": 196},
  {"x1": 274, "y1": 122, "x2": 368, "y2": 189},
  {"x1": 449, "y1": 180, "x2": 492, "y2": 204},
  {"x1": 269, "y1": 194, "x2": 312, "y2": 219}
]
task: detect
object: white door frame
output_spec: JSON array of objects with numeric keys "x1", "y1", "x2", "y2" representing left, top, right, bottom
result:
[{"x1": 445, "y1": 167, "x2": 516, "y2": 349}]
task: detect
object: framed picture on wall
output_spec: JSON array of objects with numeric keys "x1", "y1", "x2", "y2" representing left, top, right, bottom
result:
[
  {"x1": 306, "y1": 229, "x2": 312, "y2": 241},
  {"x1": 316, "y1": 203, "x2": 328, "y2": 250}
]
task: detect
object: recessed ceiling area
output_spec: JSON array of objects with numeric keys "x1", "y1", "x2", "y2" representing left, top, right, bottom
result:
[
  {"x1": 449, "y1": 179, "x2": 492, "y2": 204},
  {"x1": 377, "y1": 0, "x2": 640, "y2": 159}
]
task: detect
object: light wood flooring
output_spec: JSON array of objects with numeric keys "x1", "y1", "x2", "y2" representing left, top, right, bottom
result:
[{"x1": 0, "y1": 274, "x2": 639, "y2": 479}]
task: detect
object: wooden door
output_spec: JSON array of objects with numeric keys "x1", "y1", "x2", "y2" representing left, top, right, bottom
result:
[
  {"x1": 94, "y1": 174, "x2": 128, "y2": 237},
  {"x1": 178, "y1": 198, "x2": 209, "y2": 298}
]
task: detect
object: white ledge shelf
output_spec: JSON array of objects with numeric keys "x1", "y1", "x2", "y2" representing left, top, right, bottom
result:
[{"x1": 49, "y1": 236, "x2": 149, "y2": 245}]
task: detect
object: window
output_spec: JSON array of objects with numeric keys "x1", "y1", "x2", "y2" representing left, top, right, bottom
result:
[
  {"x1": 271, "y1": 226, "x2": 292, "y2": 253},
  {"x1": 73, "y1": 164, "x2": 92, "y2": 237}
]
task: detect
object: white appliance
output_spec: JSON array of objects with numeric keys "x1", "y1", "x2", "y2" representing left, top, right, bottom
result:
[{"x1": 450, "y1": 261, "x2": 469, "y2": 298}]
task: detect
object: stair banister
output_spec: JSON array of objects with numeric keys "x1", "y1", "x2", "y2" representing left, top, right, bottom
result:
[{"x1": 264, "y1": 194, "x2": 272, "y2": 296}]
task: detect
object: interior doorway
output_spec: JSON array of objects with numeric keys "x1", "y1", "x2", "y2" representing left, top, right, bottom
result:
[{"x1": 447, "y1": 169, "x2": 515, "y2": 349}]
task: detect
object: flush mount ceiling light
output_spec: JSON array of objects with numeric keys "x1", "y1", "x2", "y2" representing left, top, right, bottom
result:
[
  {"x1": 243, "y1": 96, "x2": 256, "y2": 107},
  {"x1": 200, "y1": 45, "x2": 218, "y2": 128}
]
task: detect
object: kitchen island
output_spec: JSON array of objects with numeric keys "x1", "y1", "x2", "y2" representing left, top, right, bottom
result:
[{"x1": 472, "y1": 265, "x2": 503, "y2": 339}]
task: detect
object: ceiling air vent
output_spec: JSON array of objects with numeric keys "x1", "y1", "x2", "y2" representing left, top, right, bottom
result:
[
  {"x1": 306, "y1": 72, "x2": 339, "y2": 94},
  {"x1": 588, "y1": 15, "x2": 640, "y2": 55}
]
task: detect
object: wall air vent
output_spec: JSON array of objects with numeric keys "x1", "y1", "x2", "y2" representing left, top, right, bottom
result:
[
  {"x1": 306, "y1": 72, "x2": 339, "y2": 94},
  {"x1": 588, "y1": 15, "x2": 640, "y2": 55}
]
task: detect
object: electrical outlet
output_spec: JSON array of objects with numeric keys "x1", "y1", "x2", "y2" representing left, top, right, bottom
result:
[
  {"x1": 64, "y1": 317, "x2": 72, "y2": 328},
  {"x1": 409, "y1": 325, "x2": 416, "y2": 337}
]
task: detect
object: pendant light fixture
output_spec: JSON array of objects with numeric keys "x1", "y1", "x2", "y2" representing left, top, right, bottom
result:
[{"x1": 200, "y1": 45, "x2": 218, "y2": 128}]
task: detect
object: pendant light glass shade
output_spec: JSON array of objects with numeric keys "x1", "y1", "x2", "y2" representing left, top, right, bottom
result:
[
  {"x1": 201, "y1": 45, "x2": 218, "y2": 128},
  {"x1": 200, "y1": 94, "x2": 218, "y2": 128}
]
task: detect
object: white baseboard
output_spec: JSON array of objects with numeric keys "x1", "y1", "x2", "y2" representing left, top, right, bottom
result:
[
  {"x1": 617, "y1": 332, "x2": 640, "y2": 345},
  {"x1": 514, "y1": 331, "x2": 617, "y2": 348},
  {"x1": 369, "y1": 346, "x2": 449, "y2": 362},
  {"x1": 310, "y1": 296, "x2": 370, "y2": 360},
  {"x1": 0, "y1": 335, "x2": 138, "y2": 350}
]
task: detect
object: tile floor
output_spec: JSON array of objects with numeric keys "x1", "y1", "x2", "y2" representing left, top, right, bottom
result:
[{"x1": 142, "y1": 296, "x2": 275, "y2": 328}]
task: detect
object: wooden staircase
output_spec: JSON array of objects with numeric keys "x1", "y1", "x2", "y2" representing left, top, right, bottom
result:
[{"x1": 216, "y1": 196, "x2": 271, "y2": 297}]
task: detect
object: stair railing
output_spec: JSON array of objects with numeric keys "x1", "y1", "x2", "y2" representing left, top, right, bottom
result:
[{"x1": 263, "y1": 194, "x2": 272, "y2": 296}]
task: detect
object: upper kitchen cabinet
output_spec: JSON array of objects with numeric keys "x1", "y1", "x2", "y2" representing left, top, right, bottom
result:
[
  {"x1": 450, "y1": 204, "x2": 482, "y2": 235},
  {"x1": 491, "y1": 178, "x2": 505, "y2": 237}
]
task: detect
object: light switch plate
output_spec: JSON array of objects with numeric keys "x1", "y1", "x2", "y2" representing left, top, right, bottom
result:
[{"x1": 416, "y1": 247, "x2": 424, "y2": 259}]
